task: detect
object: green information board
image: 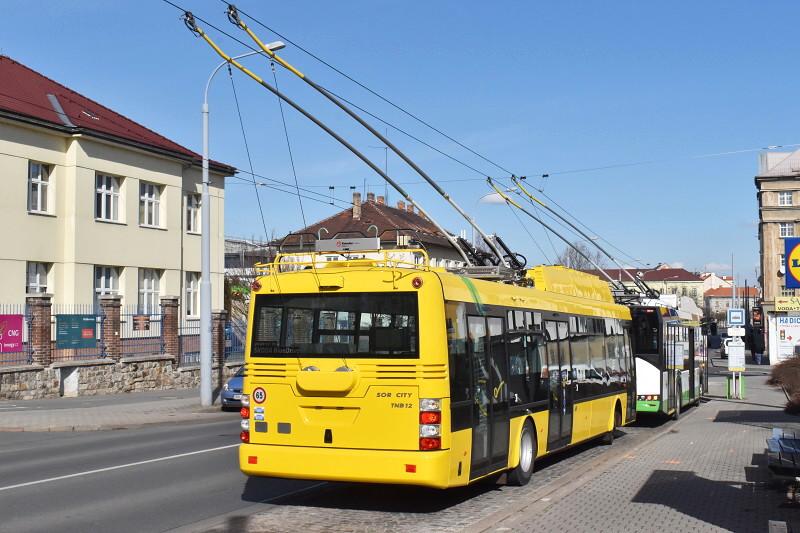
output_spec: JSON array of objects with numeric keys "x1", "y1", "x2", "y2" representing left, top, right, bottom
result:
[{"x1": 56, "y1": 315, "x2": 97, "y2": 349}]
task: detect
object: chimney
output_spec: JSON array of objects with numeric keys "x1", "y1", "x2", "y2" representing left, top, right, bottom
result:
[
  {"x1": 406, "y1": 203, "x2": 414, "y2": 214},
  {"x1": 353, "y1": 192, "x2": 361, "y2": 220},
  {"x1": 397, "y1": 200, "x2": 405, "y2": 211},
  {"x1": 367, "y1": 192, "x2": 375, "y2": 203},
  {"x1": 377, "y1": 195, "x2": 385, "y2": 205}
]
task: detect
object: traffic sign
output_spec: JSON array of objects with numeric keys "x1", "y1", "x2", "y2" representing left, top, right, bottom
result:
[
  {"x1": 728, "y1": 326, "x2": 745, "y2": 337},
  {"x1": 727, "y1": 339, "x2": 746, "y2": 372},
  {"x1": 727, "y1": 308, "x2": 745, "y2": 327}
]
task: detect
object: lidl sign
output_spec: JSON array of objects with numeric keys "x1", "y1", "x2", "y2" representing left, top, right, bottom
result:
[{"x1": 786, "y1": 237, "x2": 800, "y2": 289}]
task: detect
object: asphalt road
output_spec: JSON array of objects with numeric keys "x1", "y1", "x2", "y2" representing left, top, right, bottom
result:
[{"x1": 0, "y1": 418, "x2": 313, "y2": 533}]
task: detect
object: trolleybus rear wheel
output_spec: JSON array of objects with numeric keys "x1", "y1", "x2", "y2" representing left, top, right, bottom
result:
[
  {"x1": 508, "y1": 420, "x2": 535, "y2": 486},
  {"x1": 673, "y1": 379, "x2": 682, "y2": 420},
  {"x1": 602, "y1": 405, "x2": 621, "y2": 445}
]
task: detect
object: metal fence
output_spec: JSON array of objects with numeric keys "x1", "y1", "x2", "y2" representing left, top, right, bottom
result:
[
  {"x1": 179, "y1": 319, "x2": 200, "y2": 366},
  {"x1": 225, "y1": 320, "x2": 246, "y2": 362},
  {"x1": 120, "y1": 306, "x2": 164, "y2": 357},
  {"x1": 51, "y1": 304, "x2": 105, "y2": 362},
  {"x1": 0, "y1": 304, "x2": 32, "y2": 367}
]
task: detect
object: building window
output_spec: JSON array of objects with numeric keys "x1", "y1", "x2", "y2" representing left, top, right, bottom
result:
[
  {"x1": 26, "y1": 262, "x2": 49, "y2": 293},
  {"x1": 94, "y1": 265, "x2": 120, "y2": 307},
  {"x1": 138, "y1": 268, "x2": 161, "y2": 314},
  {"x1": 779, "y1": 191, "x2": 793, "y2": 206},
  {"x1": 781, "y1": 288, "x2": 795, "y2": 297},
  {"x1": 185, "y1": 272, "x2": 200, "y2": 317},
  {"x1": 28, "y1": 162, "x2": 52, "y2": 214},
  {"x1": 96, "y1": 174, "x2": 121, "y2": 221},
  {"x1": 690, "y1": 287, "x2": 697, "y2": 298},
  {"x1": 139, "y1": 182, "x2": 161, "y2": 227},
  {"x1": 186, "y1": 194, "x2": 200, "y2": 233},
  {"x1": 780, "y1": 222, "x2": 795, "y2": 238}
]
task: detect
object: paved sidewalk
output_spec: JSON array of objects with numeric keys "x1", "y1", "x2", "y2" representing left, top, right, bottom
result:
[
  {"x1": 0, "y1": 388, "x2": 232, "y2": 431},
  {"x1": 492, "y1": 376, "x2": 800, "y2": 532}
]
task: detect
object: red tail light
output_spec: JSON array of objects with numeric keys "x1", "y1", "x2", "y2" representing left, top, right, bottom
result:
[
  {"x1": 419, "y1": 437, "x2": 441, "y2": 450},
  {"x1": 240, "y1": 430, "x2": 250, "y2": 443},
  {"x1": 240, "y1": 406, "x2": 250, "y2": 419},
  {"x1": 420, "y1": 411, "x2": 441, "y2": 424}
]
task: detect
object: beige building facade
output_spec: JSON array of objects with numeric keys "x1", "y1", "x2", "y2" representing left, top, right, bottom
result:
[
  {"x1": 755, "y1": 149, "x2": 800, "y2": 362},
  {"x1": 0, "y1": 56, "x2": 232, "y2": 316}
]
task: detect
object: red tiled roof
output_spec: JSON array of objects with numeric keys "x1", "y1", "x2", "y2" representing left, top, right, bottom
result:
[
  {"x1": 279, "y1": 200, "x2": 452, "y2": 248},
  {"x1": 641, "y1": 268, "x2": 703, "y2": 282},
  {"x1": 0, "y1": 56, "x2": 233, "y2": 174},
  {"x1": 704, "y1": 287, "x2": 759, "y2": 298}
]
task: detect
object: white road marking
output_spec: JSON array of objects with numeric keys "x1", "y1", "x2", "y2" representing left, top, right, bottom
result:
[{"x1": 0, "y1": 443, "x2": 239, "y2": 492}]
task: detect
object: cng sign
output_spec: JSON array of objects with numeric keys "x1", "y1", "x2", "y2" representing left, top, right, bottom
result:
[{"x1": 785, "y1": 237, "x2": 800, "y2": 289}]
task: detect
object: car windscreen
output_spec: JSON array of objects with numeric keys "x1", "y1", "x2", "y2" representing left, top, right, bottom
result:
[{"x1": 250, "y1": 292, "x2": 419, "y2": 358}]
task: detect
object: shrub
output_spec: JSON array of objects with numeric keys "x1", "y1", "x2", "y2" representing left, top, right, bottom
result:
[{"x1": 767, "y1": 357, "x2": 800, "y2": 414}]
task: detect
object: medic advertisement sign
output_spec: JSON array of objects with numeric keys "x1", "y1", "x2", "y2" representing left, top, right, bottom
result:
[
  {"x1": 776, "y1": 316, "x2": 800, "y2": 363},
  {"x1": 0, "y1": 314, "x2": 23, "y2": 353}
]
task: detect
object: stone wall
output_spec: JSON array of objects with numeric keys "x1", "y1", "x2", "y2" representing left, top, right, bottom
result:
[
  {"x1": 0, "y1": 358, "x2": 241, "y2": 401},
  {"x1": 0, "y1": 293, "x2": 242, "y2": 401}
]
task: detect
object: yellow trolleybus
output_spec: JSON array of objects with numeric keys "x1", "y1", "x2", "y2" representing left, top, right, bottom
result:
[{"x1": 238, "y1": 249, "x2": 635, "y2": 488}]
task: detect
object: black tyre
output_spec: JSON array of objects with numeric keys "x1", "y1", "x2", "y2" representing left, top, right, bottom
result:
[
  {"x1": 507, "y1": 420, "x2": 536, "y2": 486},
  {"x1": 602, "y1": 405, "x2": 621, "y2": 445}
]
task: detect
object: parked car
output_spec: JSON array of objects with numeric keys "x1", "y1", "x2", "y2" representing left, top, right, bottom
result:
[
  {"x1": 720, "y1": 337, "x2": 734, "y2": 358},
  {"x1": 221, "y1": 366, "x2": 245, "y2": 410}
]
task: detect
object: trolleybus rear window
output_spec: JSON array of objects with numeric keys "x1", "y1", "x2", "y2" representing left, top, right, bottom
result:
[{"x1": 250, "y1": 293, "x2": 419, "y2": 358}]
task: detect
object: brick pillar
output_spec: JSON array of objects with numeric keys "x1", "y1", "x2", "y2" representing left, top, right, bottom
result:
[
  {"x1": 99, "y1": 295, "x2": 122, "y2": 360},
  {"x1": 212, "y1": 309, "x2": 228, "y2": 366},
  {"x1": 26, "y1": 293, "x2": 52, "y2": 367},
  {"x1": 160, "y1": 296, "x2": 179, "y2": 358}
]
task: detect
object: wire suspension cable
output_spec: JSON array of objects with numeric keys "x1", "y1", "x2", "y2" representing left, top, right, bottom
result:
[
  {"x1": 181, "y1": 12, "x2": 472, "y2": 265},
  {"x1": 227, "y1": 65, "x2": 270, "y2": 239},
  {"x1": 505, "y1": 201, "x2": 551, "y2": 265},
  {"x1": 487, "y1": 179, "x2": 624, "y2": 290},
  {"x1": 513, "y1": 177, "x2": 652, "y2": 295},
  {"x1": 228, "y1": 7, "x2": 507, "y2": 267},
  {"x1": 222, "y1": 0, "x2": 515, "y2": 176},
  {"x1": 269, "y1": 62, "x2": 307, "y2": 228}
]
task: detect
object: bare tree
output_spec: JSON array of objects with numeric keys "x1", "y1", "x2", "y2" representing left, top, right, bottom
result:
[{"x1": 556, "y1": 241, "x2": 607, "y2": 271}]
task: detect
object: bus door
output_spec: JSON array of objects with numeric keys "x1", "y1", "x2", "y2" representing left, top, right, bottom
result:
[
  {"x1": 545, "y1": 320, "x2": 573, "y2": 451},
  {"x1": 467, "y1": 315, "x2": 510, "y2": 477}
]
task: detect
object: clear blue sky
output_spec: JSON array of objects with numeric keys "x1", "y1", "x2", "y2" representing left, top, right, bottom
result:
[{"x1": 5, "y1": 0, "x2": 799, "y2": 282}]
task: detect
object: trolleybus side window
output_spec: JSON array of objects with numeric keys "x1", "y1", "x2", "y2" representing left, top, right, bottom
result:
[
  {"x1": 588, "y1": 318, "x2": 607, "y2": 388},
  {"x1": 446, "y1": 302, "x2": 470, "y2": 403},
  {"x1": 569, "y1": 317, "x2": 590, "y2": 391},
  {"x1": 506, "y1": 310, "x2": 546, "y2": 405}
]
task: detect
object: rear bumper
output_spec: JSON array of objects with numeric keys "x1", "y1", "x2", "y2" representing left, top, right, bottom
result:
[{"x1": 239, "y1": 443, "x2": 453, "y2": 488}]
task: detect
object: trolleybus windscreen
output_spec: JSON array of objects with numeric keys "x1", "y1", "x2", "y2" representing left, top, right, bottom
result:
[{"x1": 250, "y1": 292, "x2": 419, "y2": 358}]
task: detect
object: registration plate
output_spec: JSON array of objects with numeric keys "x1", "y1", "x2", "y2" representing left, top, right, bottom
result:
[{"x1": 233, "y1": 394, "x2": 242, "y2": 400}]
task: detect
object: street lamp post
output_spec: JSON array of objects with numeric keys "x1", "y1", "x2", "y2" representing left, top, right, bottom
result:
[{"x1": 200, "y1": 44, "x2": 284, "y2": 407}]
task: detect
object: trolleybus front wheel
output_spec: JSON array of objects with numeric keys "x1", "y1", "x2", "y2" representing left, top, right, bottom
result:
[{"x1": 507, "y1": 419, "x2": 536, "y2": 486}]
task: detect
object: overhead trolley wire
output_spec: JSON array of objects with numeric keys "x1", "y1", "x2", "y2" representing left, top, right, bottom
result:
[
  {"x1": 227, "y1": 65, "x2": 270, "y2": 239},
  {"x1": 220, "y1": 0, "x2": 516, "y2": 177},
  {"x1": 269, "y1": 62, "x2": 307, "y2": 228}
]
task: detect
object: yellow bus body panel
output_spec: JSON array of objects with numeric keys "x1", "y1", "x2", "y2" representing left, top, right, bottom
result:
[{"x1": 240, "y1": 260, "x2": 632, "y2": 487}]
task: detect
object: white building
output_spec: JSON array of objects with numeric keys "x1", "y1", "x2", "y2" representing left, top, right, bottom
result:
[{"x1": 0, "y1": 56, "x2": 233, "y2": 315}]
